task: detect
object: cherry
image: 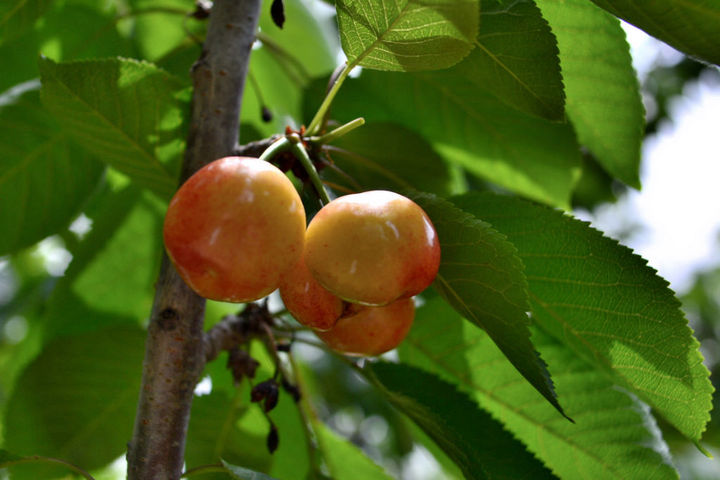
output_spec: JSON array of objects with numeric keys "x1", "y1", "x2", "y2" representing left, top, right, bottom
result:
[
  {"x1": 315, "y1": 298, "x2": 415, "y2": 356},
  {"x1": 304, "y1": 190, "x2": 440, "y2": 306},
  {"x1": 163, "y1": 156, "x2": 306, "y2": 302},
  {"x1": 279, "y1": 255, "x2": 346, "y2": 331}
]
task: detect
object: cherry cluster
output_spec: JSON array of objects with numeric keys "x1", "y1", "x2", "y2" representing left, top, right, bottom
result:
[{"x1": 163, "y1": 156, "x2": 441, "y2": 355}]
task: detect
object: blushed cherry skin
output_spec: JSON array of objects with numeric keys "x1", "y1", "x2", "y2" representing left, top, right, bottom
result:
[
  {"x1": 315, "y1": 298, "x2": 415, "y2": 356},
  {"x1": 304, "y1": 190, "x2": 440, "y2": 306},
  {"x1": 163, "y1": 156, "x2": 306, "y2": 303},
  {"x1": 279, "y1": 255, "x2": 346, "y2": 331}
]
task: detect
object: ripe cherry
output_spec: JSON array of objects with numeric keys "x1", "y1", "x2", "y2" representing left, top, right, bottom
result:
[
  {"x1": 304, "y1": 190, "x2": 440, "y2": 306},
  {"x1": 279, "y1": 255, "x2": 346, "y2": 331},
  {"x1": 315, "y1": 298, "x2": 415, "y2": 356},
  {"x1": 163, "y1": 156, "x2": 306, "y2": 302}
]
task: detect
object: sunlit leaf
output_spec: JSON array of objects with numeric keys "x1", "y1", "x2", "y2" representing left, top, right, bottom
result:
[
  {"x1": 305, "y1": 70, "x2": 581, "y2": 208},
  {"x1": 314, "y1": 421, "x2": 393, "y2": 479},
  {"x1": 589, "y1": 0, "x2": 720, "y2": 66},
  {"x1": 411, "y1": 192, "x2": 565, "y2": 417},
  {"x1": 39, "y1": 57, "x2": 184, "y2": 198},
  {"x1": 400, "y1": 297, "x2": 680, "y2": 479},
  {"x1": 467, "y1": 0, "x2": 564, "y2": 120},
  {"x1": 40, "y1": 187, "x2": 164, "y2": 340},
  {"x1": 453, "y1": 192, "x2": 713, "y2": 442},
  {"x1": 336, "y1": 0, "x2": 478, "y2": 71},
  {"x1": 537, "y1": 0, "x2": 643, "y2": 188}
]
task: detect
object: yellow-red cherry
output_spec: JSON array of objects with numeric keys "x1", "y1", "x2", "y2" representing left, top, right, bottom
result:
[
  {"x1": 163, "y1": 156, "x2": 306, "y2": 302},
  {"x1": 315, "y1": 298, "x2": 415, "y2": 356},
  {"x1": 304, "y1": 190, "x2": 440, "y2": 306}
]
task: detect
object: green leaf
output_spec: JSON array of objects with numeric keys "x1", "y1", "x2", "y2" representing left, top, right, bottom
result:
[
  {"x1": 589, "y1": 0, "x2": 720, "y2": 66},
  {"x1": 0, "y1": 0, "x2": 51, "y2": 41},
  {"x1": 40, "y1": 187, "x2": 164, "y2": 340},
  {"x1": 314, "y1": 421, "x2": 393, "y2": 480},
  {"x1": 571, "y1": 153, "x2": 618, "y2": 209},
  {"x1": 222, "y1": 460, "x2": 278, "y2": 480},
  {"x1": 400, "y1": 297, "x2": 680, "y2": 480},
  {"x1": 306, "y1": 70, "x2": 581, "y2": 208},
  {"x1": 38, "y1": 3, "x2": 135, "y2": 61},
  {"x1": 39, "y1": 57, "x2": 184, "y2": 198},
  {"x1": 0, "y1": 449, "x2": 23, "y2": 463},
  {"x1": 452, "y1": 192, "x2": 713, "y2": 442},
  {"x1": 336, "y1": 0, "x2": 478, "y2": 71},
  {"x1": 411, "y1": 192, "x2": 565, "y2": 417},
  {"x1": 325, "y1": 122, "x2": 456, "y2": 196},
  {"x1": 2, "y1": 326, "x2": 146, "y2": 474},
  {"x1": 468, "y1": 0, "x2": 565, "y2": 120},
  {"x1": 536, "y1": 0, "x2": 643, "y2": 188},
  {"x1": 128, "y1": 0, "x2": 199, "y2": 61},
  {"x1": 365, "y1": 362, "x2": 556, "y2": 480},
  {"x1": 0, "y1": 84, "x2": 104, "y2": 255},
  {"x1": 186, "y1": 392, "x2": 272, "y2": 477}
]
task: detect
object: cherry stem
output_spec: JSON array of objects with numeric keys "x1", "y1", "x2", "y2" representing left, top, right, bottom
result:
[
  {"x1": 258, "y1": 136, "x2": 331, "y2": 205},
  {"x1": 288, "y1": 138, "x2": 332, "y2": 205},
  {"x1": 306, "y1": 63, "x2": 351, "y2": 136},
  {"x1": 308, "y1": 117, "x2": 365, "y2": 145},
  {"x1": 258, "y1": 135, "x2": 292, "y2": 162}
]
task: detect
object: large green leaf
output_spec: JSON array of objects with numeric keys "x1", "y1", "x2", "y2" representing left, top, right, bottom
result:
[
  {"x1": 536, "y1": 0, "x2": 643, "y2": 188},
  {"x1": 39, "y1": 57, "x2": 184, "y2": 198},
  {"x1": 453, "y1": 192, "x2": 713, "y2": 442},
  {"x1": 2, "y1": 326, "x2": 146, "y2": 476},
  {"x1": 400, "y1": 297, "x2": 679, "y2": 479},
  {"x1": 325, "y1": 122, "x2": 456, "y2": 196},
  {"x1": 469, "y1": 0, "x2": 564, "y2": 120},
  {"x1": 589, "y1": 0, "x2": 720, "y2": 66},
  {"x1": 336, "y1": 0, "x2": 478, "y2": 71},
  {"x1": 365, "y1": 362, "x2": 556, "y2": 480},
  {"x1": 305, "y1": 69, "x2": 581, "y2": 208},
  {"x1": 0, "y1": 0, "x2": 51, "y2": 42},
  {"x1": 412, "y1": 192, "x2": 565, "y2": 417},
  {"x1": 314, "y1": 421, "x2": 393, "y2": 479},
  {"x1": 0, "y1": 85, "x2": 104, "y2": 255}
]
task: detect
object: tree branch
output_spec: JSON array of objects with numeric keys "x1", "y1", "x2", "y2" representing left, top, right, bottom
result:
[{"x1": 127, "y1": 1, "x2": 262, "y2": 478}]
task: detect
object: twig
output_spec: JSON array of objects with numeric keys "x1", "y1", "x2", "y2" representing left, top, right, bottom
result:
[
  {"x1": 126, "y1": 1, "x2": 262, "y2": 479},
  {"x1": 203, "y1": 303, "x2": 269, "y2": 363}
]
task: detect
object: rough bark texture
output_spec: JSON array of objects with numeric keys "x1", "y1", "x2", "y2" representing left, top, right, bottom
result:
[{"x1": 127, "y1": 1, "x2": 262, "y2": 478}]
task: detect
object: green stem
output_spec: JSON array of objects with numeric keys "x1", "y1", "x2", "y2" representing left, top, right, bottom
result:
[
  {"x1": 0, "y1": 456, "x2": 96, "y2": 480},
  {"x1": 258, "y1": 136, "x2": 293, "y2": 162},
  {"x1": 308, "y1": 117, "x2": 365, "y2": 145},
  {"x1": 259, "y1": 136, "x2": 331, "y2": 205},
  {"x1": 287, "y1": 140, "x2": 332, "y2": 205},
  {"x1": 287, "y1": 353, "x2": 326, "y2": 479},
  {"x1": 306, "y1": 63, "x2": 352, "y2": 136}
]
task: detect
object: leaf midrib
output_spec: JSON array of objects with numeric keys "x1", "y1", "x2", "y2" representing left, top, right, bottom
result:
[{"x1": 43, "y1": 67, "x2": 174, "y2": 183}]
